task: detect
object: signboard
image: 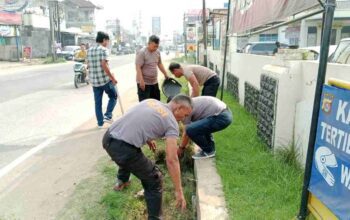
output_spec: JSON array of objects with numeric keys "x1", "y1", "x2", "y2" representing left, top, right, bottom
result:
[
  {"x1": 309, "y1": 84, "x2": 350, "y2": 219},
  {"x1": 23, "y1": 46, "x2": 31, "y2": 59},
  {"x1": 0, "y1": 11, "x2": 21, "y2": 25},
  {"x1": 231, "y1": 0, "x2": 319, "y2": 33},
  {"x1": 186, "y1": 26, "x2": 196, "y2": 44},
  {"x1": 0, "y1": 25, "x2": 15, "y2": 36},
  {"x1": 187, "y1": 44, "x2": 196, "y2": 52},
  {"x1": 81, "y1": 25, "x2": 94, "y2": 33},
  {"x1": 0, "y1": 0, "x2": 29, "y2": 12},
  {"x1": 213, "y1": 20, "x2": 221, "y2": 50},
  {"x1": 186, "y1": 9, "x2": 209, "y2": 24}
]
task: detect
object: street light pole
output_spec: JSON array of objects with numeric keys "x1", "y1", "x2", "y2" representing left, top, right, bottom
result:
[{"x1": 202, "y1": 0, "x2": 208, "y2": 67}]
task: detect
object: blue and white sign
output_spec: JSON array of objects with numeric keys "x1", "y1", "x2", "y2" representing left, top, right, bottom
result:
[{"x1": 309, "y1": 84, "x2": 350, "y2": 219}]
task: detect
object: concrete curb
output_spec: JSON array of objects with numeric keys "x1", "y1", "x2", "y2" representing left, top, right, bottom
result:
[{"x1": 194, "y1": 157, "x2": 229, "y2": 220}]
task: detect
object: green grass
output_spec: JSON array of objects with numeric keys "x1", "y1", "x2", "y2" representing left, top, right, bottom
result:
[
  {"x1": 57, "y1": 75, "x2": 303, "y2": 219},
  {"x1": 99, "y1": 78, "x2": 195, "y2": 220},
  {"x1": 171, "y1": 55, "x2": 196, "y2": 65},
  {"x1": 101, "y1": 142, "x2": 196, "y2": 220},
  {"x1": 42, "y1": 57, "x2": 66, "y2": 64},
  {"x1": 215, "y1": 92, "x2": 304, "y2": 220}
]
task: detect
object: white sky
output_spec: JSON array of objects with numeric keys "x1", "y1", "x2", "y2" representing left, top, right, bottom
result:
[{"x1": 93, "y1": 0, "x2": 227, "y2": 37}]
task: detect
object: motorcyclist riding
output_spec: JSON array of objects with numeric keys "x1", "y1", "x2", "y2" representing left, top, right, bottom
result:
[
  {"x1": 75, "y1": 43, "x2": 87, "y2": 61},
  {"x1": 75, "y1": 43, "x2": 88, "y2": 79}
]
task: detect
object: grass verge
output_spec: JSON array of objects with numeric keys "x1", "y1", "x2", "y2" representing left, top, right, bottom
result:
[
  {"x1": 97, "y1": 76, "x2": 195, "y2": 220},
  {"x1": 171, "y1": 55, "x2": 196, "y2": 65},
  {"x1": 215, "y1": 92, "x2": 304, "y2": 219},
  {"x1": 101, "y1": 144, "x2": 196, "y2": 220},
  {"x1": 42, "y1": 57, "x2": 66, "y2": 64}
]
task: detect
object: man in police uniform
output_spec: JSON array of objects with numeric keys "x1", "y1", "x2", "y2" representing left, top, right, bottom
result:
[{"x1": 102, "y1": 95, "x2": 193, "y2": 220}]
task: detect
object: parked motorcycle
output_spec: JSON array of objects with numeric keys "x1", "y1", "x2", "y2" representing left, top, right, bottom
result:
[{"x1": 74, "y1": 60, "x2": 89, "y2": 88}]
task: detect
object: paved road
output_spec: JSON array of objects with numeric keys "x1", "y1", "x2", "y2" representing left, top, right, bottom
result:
[
  {"x1": 0, "y1": 54, "x2": 137, "y2": 169},
  {"x1": 0, "y1": 55, "x2": 135, "y2": 103}
]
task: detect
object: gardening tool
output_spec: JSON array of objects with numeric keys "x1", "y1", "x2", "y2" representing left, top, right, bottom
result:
[
  {"x1": 162, "y1": 78, "x2": 182, "y2": 101},
  {"x1": 114, "y1": 84, "x2": 124, "y2": 115}
]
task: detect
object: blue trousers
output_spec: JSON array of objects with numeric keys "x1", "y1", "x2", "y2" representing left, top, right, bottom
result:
[
  {"x1": 186, "y1": 109, "x2": 233, "y2": 153},
  {"x1": 93, "y1": 81, "x2": 117, "y2": 126}
]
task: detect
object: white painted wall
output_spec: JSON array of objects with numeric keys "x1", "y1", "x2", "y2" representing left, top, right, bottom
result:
[
  {"x1": 262, "y1": 62, "x2": 303, "y2": 150},
  {"x1": 295, "y1": 61, "x2": 350, "y2": 165},
  {"x1": 229, "y1": 53, "x2": 274, "y2": 105},
  {"x1": 207, "y1": 51, "x2": 350, "y2": 165},
  {"x1": 23, "y1": 14, "x2": 50, "y2": 29},
  {"x1": 207, "y1": 48, "x2": 222, "y2": 72}
]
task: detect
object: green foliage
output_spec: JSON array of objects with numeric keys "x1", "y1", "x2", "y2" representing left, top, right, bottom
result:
[
  {"x1": 43, "y1": 57, "x2": 66, "y2": 64},
  {"x1": 171, "y1": 55, "x2": 196, "y2": 64},
  {"x1": 215, "y1": 92, "x2": 304, "y2": 219},
  {"x1": 275, "y1": 141, "x2": 302, "y2": 171}
]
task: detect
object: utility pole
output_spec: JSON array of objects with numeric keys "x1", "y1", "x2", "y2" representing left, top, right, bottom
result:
[
  {"x1": 202, "y1": 0, "x2": 208, "y2": 67},
  {"x1": 49, "y1": 0, "x2": 56, "y2": 61},
  {"x1": 220, "y1": 0, "x2": 232, "y2": 100},
  {"x1": 56, "y1": 1, "x2": 61, "y2": 44},
  {"x1": 184, "y1": 13, "x2": 187, "y2": 58}
]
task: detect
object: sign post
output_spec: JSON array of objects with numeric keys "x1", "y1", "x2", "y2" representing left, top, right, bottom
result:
[
  {"x1": 23, "y1": 46, "x2": 32, "y2": 61},
  {"x1": 298, "y1": 1, "x2": 336, "y2": 219}
]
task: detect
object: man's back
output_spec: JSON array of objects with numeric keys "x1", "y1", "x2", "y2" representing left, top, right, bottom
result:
[
  {"x1": 184, "y1": 96, "x2": 226, "y2": 124},
  {"x1": 87, "y1": 45, "x2": 110, "y2": 87},
  {"x1": 183, "y1": 65, "x2": 216, "y2": 86},
  {"x1": 109, "y1": 99, "x2": 179, "y2": 147}
]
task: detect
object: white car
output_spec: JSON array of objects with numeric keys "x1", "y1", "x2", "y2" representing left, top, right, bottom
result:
[
  {"x1": 300, "y1": 45, "x2": 337, "y2": 61},
  {"x1": 57, "y1": 46, "x2": 81, "y2": 60},
  {"x1": 329, "y1": 38, "x2": 350, "y2": 64}
]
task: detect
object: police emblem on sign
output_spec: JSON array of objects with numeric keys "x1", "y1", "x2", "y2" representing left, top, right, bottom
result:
[{"x1": 322, "y1": 93, "x2": 334, "y2": 114}]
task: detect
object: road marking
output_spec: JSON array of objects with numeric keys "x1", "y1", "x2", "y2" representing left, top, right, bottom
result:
[{"x1": 0, "y1": 136, "x2": 57, "y2": 179}]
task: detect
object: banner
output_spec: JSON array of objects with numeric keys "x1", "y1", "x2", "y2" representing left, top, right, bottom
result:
[
  {"x1": 0, "y1": 25, "x2": 15, "y2": 36},
  {"x1": 23, "y1": 46, "x2": 32, "y2": 59},
  {"x1": 309, "y1": 85, "x2": 350, "y2": 219},
  {"x1": 0, "y1": 11, "x2": 21, "y2": 25},
  {"x1": 186, "y1": 26, "x2": 196, "y2": 44},
  {"x1": 232, "y1": 0, "x2": 319, "y2": 33}
]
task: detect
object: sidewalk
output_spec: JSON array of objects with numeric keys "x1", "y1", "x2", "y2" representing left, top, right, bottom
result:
[{"x1": 0, "y1": 59, "x2": 45, "y2": 69}]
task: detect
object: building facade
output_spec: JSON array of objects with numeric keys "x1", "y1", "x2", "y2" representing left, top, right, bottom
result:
[
  {"x1": 241, "y1": 0, "x2": 350, "y2": 48},
  {"x1": 64, "y1": 0, "x2": 100, "y2": 34},
  {"x1": 152, "y1": 16, "x2": 161, "y2": 36}
]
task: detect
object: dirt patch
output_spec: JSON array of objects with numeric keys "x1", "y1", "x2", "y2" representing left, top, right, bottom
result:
[{"x1": 55, "y1": 157, "x2": 112, "y2": 220}]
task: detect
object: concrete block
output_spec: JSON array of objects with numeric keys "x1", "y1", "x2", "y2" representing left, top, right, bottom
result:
[{"x1": 194, "y1": 158, "x2": 229, "y2": 220}]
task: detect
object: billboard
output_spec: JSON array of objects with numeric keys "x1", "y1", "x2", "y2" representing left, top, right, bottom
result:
[
  {"x1": 186, "y1": 26, "x2": 196, "y2": 44},
  {"x1": 0, "y1": 11, "x2": 21, "y2": 25},
  {"x1": 152, "y1": 17, "x2": 161, "y2": 36},
  {"x1": 0, "y1": 25, "x2": 16, "y2": 36},
  {"x1": 309, "y1": 85, "x2": 350, "y2": 219},
  {"x1": 231, "y1": 0, "x2": 319, "y2": 33}
]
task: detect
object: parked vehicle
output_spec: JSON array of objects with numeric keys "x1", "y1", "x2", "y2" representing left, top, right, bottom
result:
[
  {"x1": 300, "y1": 45, "x2": 337, "y2": 60},
  {"x1": 73, "y1": 60, "x2": 89, "y2": 88},
  {"x1": 58, "y1": 46, "x2": 81, "y2": 60},
  {"x1": 238, "y1": 42, "x2": 289, "y2": 56},
  {"x1": 329, "y1": 38, "x2": 350, "y2": 64}
]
